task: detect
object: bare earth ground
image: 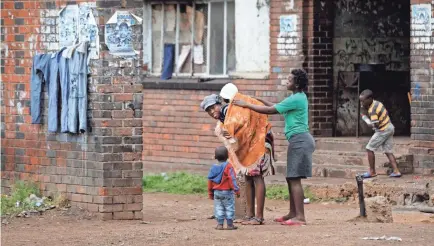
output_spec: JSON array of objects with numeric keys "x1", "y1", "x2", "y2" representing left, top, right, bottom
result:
[{"x1": 2, "y1": 193, "x2": 434, "y2": 246}]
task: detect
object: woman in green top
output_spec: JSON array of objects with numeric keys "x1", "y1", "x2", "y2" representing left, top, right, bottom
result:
[{"x1": 233, "y1": 69, "x2": 315, "y2": 226}]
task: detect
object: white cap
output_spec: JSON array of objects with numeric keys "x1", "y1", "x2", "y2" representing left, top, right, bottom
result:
[{"x1": 220, "y1": 83, "x2": 238, "y2": 100}]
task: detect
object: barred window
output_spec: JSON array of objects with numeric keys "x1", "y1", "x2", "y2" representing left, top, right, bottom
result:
[{"x1": 144, "y1": 0, "x2": 235, "y2": 78}]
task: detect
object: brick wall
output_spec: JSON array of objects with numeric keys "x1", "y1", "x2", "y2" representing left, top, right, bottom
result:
[
  {"x1": 1, "y1": 0, "x2": 145, "y2": 220},
  {"x1": 409, "y1": 0, "x2": 434, "y2": 174},
  {"x1": 142, "y1": 0, "x2": 309, "y2": 172},
  {"x1": 2, "y1": 0, "x2": 432, "y2": 222},
  {"x1": 142, "y1": 80, "x2": 291, "y2": 173},
  {"x1": 303, "y1": 0, "x2": 334, "y2": 136}
]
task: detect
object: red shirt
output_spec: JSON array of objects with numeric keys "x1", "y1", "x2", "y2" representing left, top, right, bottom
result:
[{"x1": 207, "y1": 162, "x2": 240, "y2": 200}]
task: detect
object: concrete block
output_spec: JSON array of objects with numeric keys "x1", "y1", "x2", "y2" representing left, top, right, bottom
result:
[
  {"x1": 113, "y1": 211, "x2": 134, "y2": 220},
  {"x1": 365, "y1": 196, "x2": 393, "y2": 223}
]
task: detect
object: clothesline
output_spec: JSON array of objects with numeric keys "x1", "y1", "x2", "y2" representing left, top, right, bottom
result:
[{"x1": 30, "y1": 41, "x2": 91, "y2": 135}]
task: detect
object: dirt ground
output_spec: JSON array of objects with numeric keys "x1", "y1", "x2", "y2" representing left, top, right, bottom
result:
[{"x1": 2, "y1": 193, "x2": 434, "y2": 246}]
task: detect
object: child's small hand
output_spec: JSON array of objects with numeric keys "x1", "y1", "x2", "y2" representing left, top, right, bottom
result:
[{"x1": 236, "y1": 193, "x2": 240, "y2": 198}]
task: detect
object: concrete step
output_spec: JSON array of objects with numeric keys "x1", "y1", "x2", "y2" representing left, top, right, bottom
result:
[
  {"x1": 312, "y1": 164, "x2": 368, "y2": 179},
  {"x1": 274, "y1": 162, "x2": 369, "y2": 179},
  {"x1": 313, "y1": 150, "x2": 396, "y2": 167},
  {"x1": 314, "y1": 137, "x2": 411, "y2": 154}
]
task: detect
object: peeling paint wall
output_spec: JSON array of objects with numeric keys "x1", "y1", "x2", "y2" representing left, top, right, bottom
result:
[
  {"x1": 334, "y1": 0, "x2": 411, "y2": 136},
  {"x1": 409, "y1": 1, "x2": 434, "y2": 171},
  {"x1": 1, "y1": 0, "x2": 145, "y2": 220},
  {"x1": 234, "y1": 0, "x2": 270, "y2": 74}
]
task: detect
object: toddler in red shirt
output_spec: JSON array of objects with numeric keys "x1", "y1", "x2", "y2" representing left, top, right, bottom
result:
[{"x1": 208, "y1": 146, "x2": 240, "y2": 230}]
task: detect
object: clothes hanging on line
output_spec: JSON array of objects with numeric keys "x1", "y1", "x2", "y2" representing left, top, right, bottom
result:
[{"x1": 30, "y1": 41, "x2": 90, "y2": 134}]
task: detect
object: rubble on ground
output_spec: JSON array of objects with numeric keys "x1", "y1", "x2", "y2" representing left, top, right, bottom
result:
[
  {"x1": 364, "y1": 196, "x2": 393, "y2": 223},
  {"x1": 13, "y1": 194, "x2": 59, "y2": 218},
  {"x1": 304, "y1": 178, "x2": 433, "y2": 208}
]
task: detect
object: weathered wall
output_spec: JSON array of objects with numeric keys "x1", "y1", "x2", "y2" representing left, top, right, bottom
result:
[
  {"x1": 409, "y1": 0, "x2": 434, "y2": 174},
  {"x1": 142, "y1": 0, "x2": 307, "y2": 172},
  {"x1": 334, "y1": 0, "x2": 410, "y2": 71},
  {"x1": 234, "y1": 0, "x2": 270, "y2": 74},
  {"x1": 1, "y1": 0, "x2": 145, "y2": 220},
  {"x1": 333, "y1": 0, "x2": 411, "y2": 136}
]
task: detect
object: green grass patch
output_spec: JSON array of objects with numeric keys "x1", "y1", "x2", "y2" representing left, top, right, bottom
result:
[
  {"x1": 143, "y1": 172, "x2": 208, "y2": 195},
  {"x1": 142, "y1": 172, "x2": 318, "y2": 202},
  {"x1": 1, "y1": 181, "x2": 42, "y2": 216},
  {"x1": 266, "y1": 185, "x2": 317, "y2": 202}
]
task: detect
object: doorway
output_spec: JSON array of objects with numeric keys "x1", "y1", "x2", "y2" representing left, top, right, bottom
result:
[{"x1": 332, "y1": 0, "x2": 411, "y2": 137}]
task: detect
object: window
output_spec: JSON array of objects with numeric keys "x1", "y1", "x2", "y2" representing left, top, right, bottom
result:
[{"x1": 144, "y1": 0, "x2": 235, "y2": 78}]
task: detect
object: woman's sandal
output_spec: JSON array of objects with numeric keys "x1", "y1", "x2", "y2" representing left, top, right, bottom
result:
[
  {"x1": 280, "y1": 219, "x2": 306, "y2": 226},
  {"x1": 234, "y1": 216, "x2": 253, "y2": 223},
  {"x1": 241, "y1": 217, "x2": 264, "y2": 225},
  {"x1": 274, "y1": 216, "x2": 292, "y2": 222}
]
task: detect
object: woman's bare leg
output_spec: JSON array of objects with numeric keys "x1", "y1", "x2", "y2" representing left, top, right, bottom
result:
[
  {"x1": 253, "y1": 176, "x2": 266, "y2": 220},
  {"x1": 287, "y1": 178, "x2": 306, "y2": 222},
  {"x1": 245, "y1": 176, "x2": 255, "y2": 218}
]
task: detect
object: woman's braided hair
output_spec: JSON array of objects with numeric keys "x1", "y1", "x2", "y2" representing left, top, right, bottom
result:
[{"x1": 291, "y1": 69, "x2": 308, "y2": 91}]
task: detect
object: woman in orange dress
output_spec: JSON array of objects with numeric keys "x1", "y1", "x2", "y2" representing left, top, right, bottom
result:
[{"x1": 200, "y1": 84, "x2": 275, "y2": 225}]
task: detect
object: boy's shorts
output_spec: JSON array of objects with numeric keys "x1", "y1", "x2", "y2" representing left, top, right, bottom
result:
[{"x1": 366, "y1": 124, "x2": 394, "y2": 153}]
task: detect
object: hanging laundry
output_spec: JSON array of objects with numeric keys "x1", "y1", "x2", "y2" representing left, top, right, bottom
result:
[
  {"x1": 47, "y1": 47, "x2": 67, "y2": 133},
  {"x1": 30, "y1": 42, "x2": 90, "y2": 134},
  {"x1": 66, "y1": 41, "x2": 89, "y2": 134},
  {"x1": 59, "y1": 49, "x2": 70, "y2": 133},
  {"x1": 30, "y1": 54, "x2": 51, "y2": 125},
  {"x1": 161, "y1": 43, "x2": 175, "y2": 80}
]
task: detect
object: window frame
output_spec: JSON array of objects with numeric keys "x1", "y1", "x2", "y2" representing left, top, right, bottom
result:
[{"x1": 143, "y1": 0, "x2": 234, "y2": 78}]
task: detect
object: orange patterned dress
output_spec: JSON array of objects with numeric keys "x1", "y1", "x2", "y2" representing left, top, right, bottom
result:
[{"x1": 215, "y1": 93, "x2": 275, "y2": 177}]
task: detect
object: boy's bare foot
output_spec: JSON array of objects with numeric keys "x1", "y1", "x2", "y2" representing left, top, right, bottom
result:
[{"x1": 215, "y1": 224, "x2": 224, "y2": 230}]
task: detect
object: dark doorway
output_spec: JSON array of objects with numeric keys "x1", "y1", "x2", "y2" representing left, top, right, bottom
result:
[{"x1": 332, "y1": 0, "x2": 411, "y2": 137}]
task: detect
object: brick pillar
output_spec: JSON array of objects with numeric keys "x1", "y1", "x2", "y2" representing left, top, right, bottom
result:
[
  {"x1": 1, "y1": 0, "x2": 145, "y2": 219},
  {"x1": 409, "y1": 0, "x2": 434, "y2": 174},
  {"x1": 303, "y1": 0, "x2": 334, "y2": 137},
  {"x1": 89, "y1": 1, "x2": 145, "y2": 219}
]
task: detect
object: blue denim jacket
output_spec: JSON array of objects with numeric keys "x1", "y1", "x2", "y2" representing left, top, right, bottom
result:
[
  {"x1": 59, "y1": 50, "x2": 70, "y2": 133},
  {"x1": 30, "y1": 54, "x2": 51, "y2": 124},
  {"x1": 31, "y1": 43, "x2": 89, "y2": 133},
  {"x1": 47, "y1": 48, "x2": 67, "y2": 132},
  {"x1": 67, "y1": 42, "x2": 89, "y2": 133}
]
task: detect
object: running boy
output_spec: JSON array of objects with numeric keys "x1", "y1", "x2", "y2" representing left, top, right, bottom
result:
[
  {"x1": 359, "y1": 89, "x2": 401, "y2": 178},
  {"x1": 208, "y1": 146, "x2": 240, "y2": 230}
]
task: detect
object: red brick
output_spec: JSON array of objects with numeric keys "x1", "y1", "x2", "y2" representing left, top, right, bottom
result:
[
  {"x1": 134, "y1": 211, "x2": 143, "y2": 220},
  {"x1": 99, "y1": 204, "x2": 123, "y2": 213},
  {"x1": 97, "y1": 212, "x2": 114, "y2": 221},
  {"x1": 113, "y1": 211, "x2": 134, "y2": 220},
  {"x1": 87, "y1": 203, "x2": 99, "y2": 212},
  {"x1": 113, "y1": 128, "x2": 133, "y2": 136},
  {"x1": 93, "y1": 196, "x2": 113, "y2": 204},
  {"x1": 112, "y1": 110, "x2": 134, "y2": 118},
  {"x1": 71, "y1": 194, "x2": 83, "y2": 202},
  {"x1": 114, "y1": 94, "x2": 133, "y2": 101},
  {"x1": 124, "y1": 203, "x2": 142, "y2": 211}
]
